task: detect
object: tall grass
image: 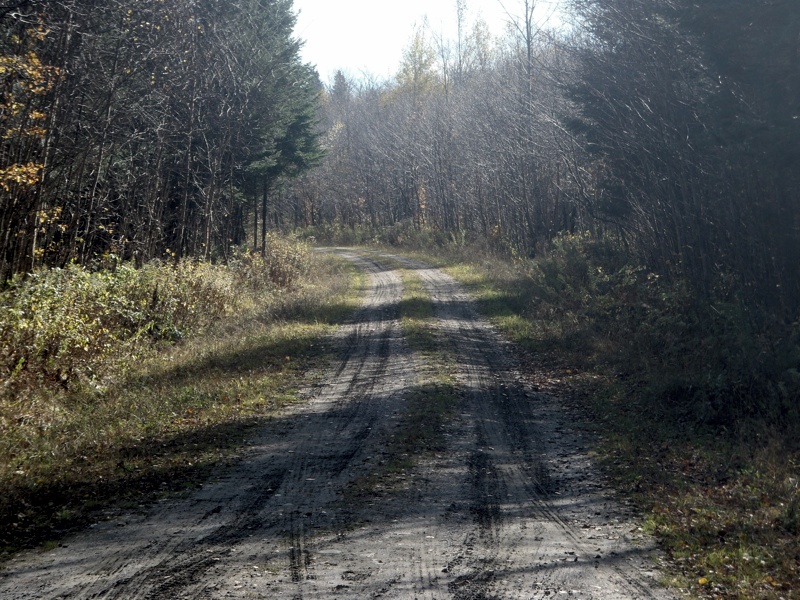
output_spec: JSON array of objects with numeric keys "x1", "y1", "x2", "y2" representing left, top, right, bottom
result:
[{"x1": 0, "y1": 236, "x2": 363, "y2": 556}]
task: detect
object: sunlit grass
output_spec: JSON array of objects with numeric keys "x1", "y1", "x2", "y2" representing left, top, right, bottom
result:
[
  {"x1": 0, "y1": 250, "x2": 365, "y2": 558},
  {"x1": 346, "y1": 263, "x2": 458, "y2": 498},
  {"x1": 397, "y1": 267, "x2": 436, "y2": 352}
]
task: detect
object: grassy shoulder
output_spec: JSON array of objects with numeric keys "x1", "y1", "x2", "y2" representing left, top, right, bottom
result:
[
  {"x1": 0, "y1": 243, "x2": 365, "y2": 559},
  {"x1": 395, "y1": 236, "x2": 800, "y2": 600}
]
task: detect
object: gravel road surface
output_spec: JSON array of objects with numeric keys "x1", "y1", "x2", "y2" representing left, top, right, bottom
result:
[{"x1": 0, "y1": 250, "x2": 677, "y2": 599}]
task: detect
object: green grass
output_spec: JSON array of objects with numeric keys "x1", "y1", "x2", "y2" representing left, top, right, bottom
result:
[
  {"x1": 345, "y1": 262, "x2": 458, "y2": 498},
  {"x1": 0, "y1": 250, "x2": 366, "y2": 559}
]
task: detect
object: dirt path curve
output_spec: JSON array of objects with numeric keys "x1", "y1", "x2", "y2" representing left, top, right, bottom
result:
[{"x1": 0, "y1": 250, "x2": 677, "y2": 600}]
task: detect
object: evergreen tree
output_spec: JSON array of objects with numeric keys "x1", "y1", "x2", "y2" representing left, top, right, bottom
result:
[{"x1": 0, "y1": 0, "x2": 322, "y2": 277}]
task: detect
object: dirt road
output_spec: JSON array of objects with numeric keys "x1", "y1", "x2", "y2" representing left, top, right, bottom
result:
[{"x1": 0, "y1": 251, "x2": 677, "y2": 599}]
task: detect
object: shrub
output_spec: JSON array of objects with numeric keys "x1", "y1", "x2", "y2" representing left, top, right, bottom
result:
[
  {"x1": 0, "y1": 262, "x2": 219, "y2": 387},
  {"x1": 466, "y1": 231, "x2": 800, "y2": 433},
  {"x1": 0, "y1": 236, "x2": 311, "y2": 392}
]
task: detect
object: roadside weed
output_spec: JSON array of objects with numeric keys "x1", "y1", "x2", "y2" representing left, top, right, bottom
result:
[{"x1": 0, "y1": 245, "x2": 364, "y2": 557}]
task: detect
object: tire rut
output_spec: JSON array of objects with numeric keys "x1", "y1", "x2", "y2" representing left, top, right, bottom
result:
[
  {"x1": 391, "y1": 254, "x2": 676, "y2": 599},
  {"x1": 0, "y1": 250, "x2": 678, "y2": 600}
]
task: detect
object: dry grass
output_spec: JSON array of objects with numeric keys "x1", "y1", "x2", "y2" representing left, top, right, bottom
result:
[
  {"x1": 0, "y1": 249, "x2": 365, "y2": 558},
  {"x1": 428, "y1": 243, "x2": 800, "y2": 600}
]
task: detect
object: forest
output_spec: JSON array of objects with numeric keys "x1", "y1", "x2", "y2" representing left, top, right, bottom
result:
[
  {"x1": 284, "y1": 0, "x2": 800, "y2": 443},
  {"x1": 2, "y1": 0, "x2": 798, "y2": 315},
  {"x1": 289, "y1": 0, "x2": 800, "y2": 316},
  {"x1": 1, "y1": 0, "x2": 800, "y2": 597},
  {"x1": 0, "y1": 0, "x2": 319, "y2": 278}
]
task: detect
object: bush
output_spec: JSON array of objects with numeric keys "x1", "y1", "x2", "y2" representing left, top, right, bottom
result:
[
  {"x1": 0, "y1": 262, "x2": 221, "y2": 387},
  {"x1": 230, "y1": 234, "x2": 311, "y2": 290},
  {"x1": 0, "y1": 236, "x2": 311, "y2": 392},
  {"x1": 514, "y1": 232, "x2": 800, "y2": 433},
  {"x1": 296, "y1": 222, "x2": 373, "y2": 246}
]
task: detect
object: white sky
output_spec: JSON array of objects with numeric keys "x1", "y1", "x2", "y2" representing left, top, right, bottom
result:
[{"x1": 292, "y1": 0, "x2": 565, "y2": 84}]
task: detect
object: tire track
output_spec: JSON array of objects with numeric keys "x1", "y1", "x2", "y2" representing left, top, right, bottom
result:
[
  {"x1": 0, "y1": 251, "x2": 415, "y2": 600},
  {"x1": 0, "y1": 250, "x2": 678, "y2": 600}
]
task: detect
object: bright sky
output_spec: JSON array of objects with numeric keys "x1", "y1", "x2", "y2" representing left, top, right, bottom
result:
[{"x1": 292, "y1": 0, "x2": 565, "y2": 84}]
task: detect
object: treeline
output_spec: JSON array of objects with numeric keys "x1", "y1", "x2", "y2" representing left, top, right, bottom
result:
[
  {"x1": 0, "y1": 0, "x2": 320, "y2": 281},
  {"x1": 285, "y1": 0, "x2": 799, "y2": 318}
]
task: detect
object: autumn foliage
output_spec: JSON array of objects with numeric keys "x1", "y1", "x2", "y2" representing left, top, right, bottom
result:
[{"x1": 0, "y1": 0, "x2": 320, "y2": 281}]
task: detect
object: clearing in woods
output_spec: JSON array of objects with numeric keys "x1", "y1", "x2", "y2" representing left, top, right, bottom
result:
[{"x1": 0, "y1": 250, "x2": 677, "y2": 599}]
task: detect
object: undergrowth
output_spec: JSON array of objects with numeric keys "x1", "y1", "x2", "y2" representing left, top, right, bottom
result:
[
  {"x1": 298, "y1": 220, "x2": 471, "y2": 250},
  {"x1": 0, "y1": 235, "x2": 312, "y2": 392},
  {"x1": 345, "y1": 227, "x2": 800, "y2": 599},
  {"x1": 0, "y1": 236, "x2": 364, "y2": 557}
]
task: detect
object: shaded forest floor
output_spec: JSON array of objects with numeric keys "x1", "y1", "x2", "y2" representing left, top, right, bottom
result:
[{"x1": 375, "y1": 235, "x2": 800, "y2": 600}]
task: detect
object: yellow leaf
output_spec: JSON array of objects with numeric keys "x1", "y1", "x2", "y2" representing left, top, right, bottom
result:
[{"x1": 698, "y1": 577, "x2": 709, "y2": 586}]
